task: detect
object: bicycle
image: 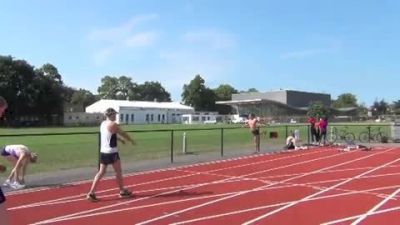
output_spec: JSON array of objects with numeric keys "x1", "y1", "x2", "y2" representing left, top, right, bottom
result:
[
  {"x1": 358, "y1": 126, "x2": 385, "y2": 143},
  {"x1": 330, "y1": 126, "x2": 355, "y2": 143}
]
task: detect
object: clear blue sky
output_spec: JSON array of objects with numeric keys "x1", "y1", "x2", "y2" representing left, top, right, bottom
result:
[{"x1": 1, "y1": 0, "x2": 399, "y2": 106}]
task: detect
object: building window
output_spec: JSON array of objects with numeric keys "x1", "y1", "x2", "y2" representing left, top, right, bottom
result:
[
  {"x1": 162, "y1": 114, "x2": 165, "y2": 120},
  {"x1": 158, "y1": 114, "x2": 161, "y2": 122},
  {"x1": 151, "y1": 114, "x2": 154, "y2": 121},
  {"x1": 146, "y1": 114, "x2": 149, "y2": 122},
  {"x1": 131, "y1": 114, "x2": 134, "y2": 122},
  {"x1": 125, "y1": 114, "x2": 129, "y2": 123},
  {"x1": 120, "y1": 114, "x2": 124, "y2": 122}
]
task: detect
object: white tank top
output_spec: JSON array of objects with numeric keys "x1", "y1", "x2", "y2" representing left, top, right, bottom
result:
[
  {"x1": 4, "y1": 145, "x2": 27, "y2": 158},
  {"x1": 100, "y1": 120, "x2": 118, "y2": 153}
]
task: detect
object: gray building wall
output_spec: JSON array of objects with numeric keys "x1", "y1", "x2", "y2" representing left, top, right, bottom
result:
[
  {"x1": 232, "y1": 90, "x2": 331, "y2": 108},
  {"x1": 286, "y1": 90, "x2": 331, "y2": 107}
]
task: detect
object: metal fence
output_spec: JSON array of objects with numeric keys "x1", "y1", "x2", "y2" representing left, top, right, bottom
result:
[{"x1": 0, "y1": 123, "x2": 394, "y2": 176}]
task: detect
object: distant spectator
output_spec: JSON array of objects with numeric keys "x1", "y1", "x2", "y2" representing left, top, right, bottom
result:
[
  {"x1": 245, "y1": 113, "x2": 261, "y2": 154},
  {"x1": 284, "y1": 132, "x2": 296, "y2": 150},
  {"x1": 308, "y1": 117, "x2": 319, "y2": 144},
  {"x1": 319, "y1": 117, "x2": 328, "y2": 145}
]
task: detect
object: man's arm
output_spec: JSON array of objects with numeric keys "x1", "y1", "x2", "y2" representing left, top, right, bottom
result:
[{"x1": 108, "y1": 122, "x2": 135, "y2": 144}]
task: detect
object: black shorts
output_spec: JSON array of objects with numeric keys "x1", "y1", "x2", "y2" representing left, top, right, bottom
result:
[
  {"x1": 100, "y1": 152, "x2": 120, "y2": 165},
  {"x1": 0, "y1": 187, "x2": 5, "y2": 204},
  {"x1": 251, "y1": 129, "x2": 260, "y2": 136}
]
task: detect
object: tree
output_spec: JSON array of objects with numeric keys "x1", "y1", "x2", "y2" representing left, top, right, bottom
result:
[
  {"x1": 70, "y1": 89, "x2": 98, "y2": 107},
  {"x1": 331, "y1": 93, "x2": 358, "y2": 108},
  {"x1": 307, "y1": 101, "x2": 330, "y2": 119},
  {"x1": 136, "y1": 81, "x2": 171, "y2": 102},
  {"x1": 0, "y1": 56, "x2": 38, "y2": 116},
  {"x1": 97, "y1": 76, "x2": 119, "y2": 99},
  {"x1": 0, "y1": 56, "x2": 66, "y2": 125},
  {"x1": 357, "y1": 103, "x2": 369, "y2": 116},
  {"x1": 247, "y1": 88, "x2": 258, "y2": 92},
  {"x1": 240, "y1": 88, "x2": 259, "y2": 93},
  {"x1": 390, "y1": 100, "x2": 400, "y2": 115},
  {"x1": 371, "y1": 99, "x2": 389, "y2": 116},
  {"x1": 214, "y1": 84, "x2": 238, "y2": 100},
  {"x1": 97, "y1": 76, "x2": 138, "y2": 100},
  {"x1": 214, "y1": 84, "x2": 238, "y2": 114},
  {"x1": 182, "y1": 75, "x2": 216, "y2": 111},
  {"x1": 37, "y1": 63, "x2": 63, "y2": 84}
]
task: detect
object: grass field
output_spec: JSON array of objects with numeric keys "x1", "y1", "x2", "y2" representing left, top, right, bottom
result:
[{"x1": 0, "y1": 122, "x2": 393, "y2": 176}]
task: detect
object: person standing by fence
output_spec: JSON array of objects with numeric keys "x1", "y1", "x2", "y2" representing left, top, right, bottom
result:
[
  {"x1": 308, "y1": 116, "x2": 318, "y2": 145},
  {"x1": 0, "y1": 96, "x2": 10, "y2": 225},
  {"x1": 246, "y1": 113, "x2": 261, "y2": 154},
  {"x1": 87, "y1": 107, "x2": 135, "y2": 202},
  {"x1": 319, "y1": 117, "x2": 328, "y2": 146}
]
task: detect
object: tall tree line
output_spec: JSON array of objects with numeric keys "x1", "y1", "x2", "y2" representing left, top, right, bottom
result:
[{"x1": 2, "y1": 55, "x2": 400, "y2": 125}]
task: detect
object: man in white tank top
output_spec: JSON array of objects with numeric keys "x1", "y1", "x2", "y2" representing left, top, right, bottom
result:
[{"x1": 87, "y1": 107, "x2": 135, "y2": 201}]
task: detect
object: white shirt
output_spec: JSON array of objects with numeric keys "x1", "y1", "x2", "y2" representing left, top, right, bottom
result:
[
  {"x1": 100, "y1": 120, "x2": 118, "y2": 154},
  {"x1": 4, "y1": 145, "x2": 29, "y2": 158}
]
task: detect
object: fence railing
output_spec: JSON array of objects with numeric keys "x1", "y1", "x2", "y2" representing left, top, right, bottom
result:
[{"x1": 0, "y1": 123, "x2": 394, "y2": 176}]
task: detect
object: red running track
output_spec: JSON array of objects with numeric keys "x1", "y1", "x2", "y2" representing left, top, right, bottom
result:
[{"x1": 5, "y1": 146, "x2": 400, "y2": 225}]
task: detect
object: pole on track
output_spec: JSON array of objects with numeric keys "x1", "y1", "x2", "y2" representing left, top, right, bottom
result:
[
  {"x1": 221, "y1": 128, "x2": 224, "y2": 157},
  {"x1": 170, "y1": 130, "x2": 174, "y2": 163}
]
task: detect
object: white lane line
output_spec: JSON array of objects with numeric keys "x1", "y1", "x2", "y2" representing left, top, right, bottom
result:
[
  {"x1": 8, "y1": 147, "x2": 324, "y2": 196},
  {"x1": 321, "y1": 206, "x2": 400, "y2": 225},
  {"x1": 170, "y1": 185, "x2": 400, "y2": 225},
  {"x1": 30, "y1": 182, "x2": 400, "y2": 225},
  {"x1": 350, "y1": 187, "x2": 400, "y2": 225},
  {"x1": 8, "y1": 148, "x2": 324, "y2": 207},
  {"x1": 29, "y1": 149, "x2": 351, "y2": 224},
  {"x1": 8, "y1": 149, "x2": 324, "y2": 210},
  {"x1": 135, "y1": 149, "x2": 395, "y2": 225},
  {"x1": 242, "y1": 149, "x2": 399, "y2": 225}
]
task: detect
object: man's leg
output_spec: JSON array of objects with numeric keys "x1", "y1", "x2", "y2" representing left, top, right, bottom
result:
[
  {"x1": 88, "y1": 164, "x2": 107, "y2": 194},
  {"x1": 112, "y1": 160, "x2": 124, "y2": 191}
]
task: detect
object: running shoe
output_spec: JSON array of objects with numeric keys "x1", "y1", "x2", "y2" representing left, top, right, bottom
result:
[
  {"x1": 2, "y1": 179, "x2": 11, "y2": 187},
  {"x1": 86, "y1": 193, "x2": 98, "y2": 202},
  {"x1": 11, "y1": 181, "x2": 26, "y2": 190},
  {"x1": 119, "y1": 189, "x2": 133, "y2": 198}
]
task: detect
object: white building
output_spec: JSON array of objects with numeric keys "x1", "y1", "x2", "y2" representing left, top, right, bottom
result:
[
  {"x1": 85, "y1": 99, "x2": 194, "y2": 124},
  {"x1": 182, "y1": 112, "x2": 225, "y2": 124}
]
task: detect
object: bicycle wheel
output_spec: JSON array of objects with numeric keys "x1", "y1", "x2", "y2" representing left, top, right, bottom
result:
[
  {"x1": 330, "y1": 132, "x2": 338, "y2": 142},
  {"x1": 374, "y1": 133, "x2": 383, "y2": 142},
  {"x1": 345, "y1": 133, "x2": 355, "y2": 142},
  {"x1": 359, "y1": 132, "x2": 369, "y2": 143}
]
